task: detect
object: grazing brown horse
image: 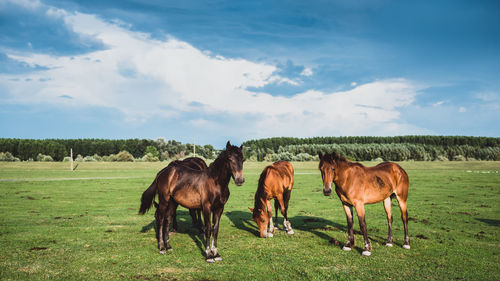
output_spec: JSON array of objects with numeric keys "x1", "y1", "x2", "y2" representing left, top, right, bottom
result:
[
  {"x1": 318, "y1": 152, "x2": 410, "y2": 256},
  {"x1": 250, "y1": 161, "x2": 294, "y2": 238},
  {"x1": 139, "y1": 141, "x2": 245, "y2": 262},
  {"x1": 152, "y1": 157, "x2": 208, "y2": 234}
]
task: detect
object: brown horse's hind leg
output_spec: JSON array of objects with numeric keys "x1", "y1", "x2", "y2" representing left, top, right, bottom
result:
[
  {"x1": 163, "y1": 200, "x2": 177, "y2": 252},
  {"x1": 157, "y1": 201, "x2": 167, "y2": 254},
  {"x1": 274, "y1": 200, "x2": 280, "y2": 229},
  {"x1": 396, "y1": 195, "x2": 410, "y2": 249},
  {"x1": 354, "y1": 202, "x2": 372, "y2": 256},
  {"x1": 342, "y1": 204, "x2": 355, "y2": 251},
  {"x1": 383, "y1": 197, "x2": 394, "y2": 246}
]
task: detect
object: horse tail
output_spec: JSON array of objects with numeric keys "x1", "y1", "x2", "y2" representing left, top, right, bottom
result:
[
  {"x1": 395, "y1": 164, "x2": 410, "y2": 200},
  {"x1": 138, "y1": 180, "x2": 157, "y2": 215}
]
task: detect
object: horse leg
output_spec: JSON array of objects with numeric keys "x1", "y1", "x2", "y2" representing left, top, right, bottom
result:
[
  {"x1": 202, "y1": 207, "x2": 214, "y2": 262},
  {"x1": 278, "y1": 192, "x2": 294, "y2": 235},
  {"x1": 164, "y1": 200, "x2": 178, "y2": 252},
  {"x1": 157, "y1": 201, "x2": 167, "y2": 254},
  {"x1": 274, "y1": 199, "x2": 280, "y2": 229},
  {"x1": 266, "y1": 200, "x2": 275, "y2": 237},
  {"x1": 211, "y1": 207, "x2": 224, "y2": 261},
  {"x1": 396, "y1": 195, "x2": 410, "y2": 249},
  {"x1": 342, "y1": 203, "x2": 355, "y2": 251},
  {"x1": 354, "y1": 202, "x2": 372, "y2": 256},
  {"x1": 196, "y1": 209, "x2": 204, "y2": 237},
  {"x1": 383, "y1": 197, "x2": 394, "y2": 247},
  {"x1": 189, "y1": 208, "x2": 197, "y2": 228},
  {"x1": 171, "y1": 209, "x2": 178, "y2": 233}
]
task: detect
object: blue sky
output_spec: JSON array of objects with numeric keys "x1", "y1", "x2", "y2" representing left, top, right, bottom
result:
[{"x1": 0, "y1": 0, "x2": 499, "y2": 148}]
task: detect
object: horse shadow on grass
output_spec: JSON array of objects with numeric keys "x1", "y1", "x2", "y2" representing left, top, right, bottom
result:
[
  {"x1": 140, "y1": 210, "x2": 206, "y2": 256},
  {"x1": 225, "y1": 210, "x2": 391, "y2": 254},
  {"x1": 476, "y1": 218, "x2": 500, "y2": 227}
]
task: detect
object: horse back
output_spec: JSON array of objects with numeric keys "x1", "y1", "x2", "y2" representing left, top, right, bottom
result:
[
  {"x1": 156, "y1": 164, "x2": 207, "y2": 208},
  {"x1": 260, "y1": 161, "x2": 294, "y2": 198}
]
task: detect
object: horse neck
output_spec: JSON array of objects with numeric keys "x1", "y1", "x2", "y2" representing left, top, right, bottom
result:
[
  {"x1": 207, "y1": 153, "x2": 232, "y2": 187},
  {"x1": 333, "y1": 159, "x2": 350, "y2": 187},
  {"x1": 253, "y1": 192, "x2": 266, "y2": 217}
]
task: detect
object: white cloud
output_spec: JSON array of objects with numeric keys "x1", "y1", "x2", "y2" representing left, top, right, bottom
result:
[
  {"x1": 350, "y1": 82, "x2": 357, "y2": 87},
  {"x1": 459, "y1": 107, "x2": 467, "y2": 113},
  {"x1": 300, "y1": 67, "x2": 313, "y2": 77},
  {"x1": 0, "y1": 4, "x2": 422, "y2": 138},
  {"x1": 433, "y1": 101, "x2": 444, "y2": 107}
]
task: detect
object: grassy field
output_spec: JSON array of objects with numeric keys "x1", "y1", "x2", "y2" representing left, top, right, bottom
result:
[{"x1": 0, "y1": 161, "x2": 499, "y2": 280}]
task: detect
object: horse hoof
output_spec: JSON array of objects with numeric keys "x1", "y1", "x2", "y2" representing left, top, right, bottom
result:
[
  {"x1": 403, "y1": 244, "x2": 411, "y2": 249},
  {"x1": 362, "y1": 251, "x2": 371, "y2": 256},
  {"x1": 159, "y1": 249, "x2": 166, "y2": 255},
  {"x1": 266, "y1": 232, "x2": 274, "y2": 238},
  {"x1": 385, "y1": 243, "x2": 393, "y2": 247},
  {"x1": 206, "y1": 258, "x2": 215, "y2": 263},
  {"x1": 287, "y1": 230, "x2": 294, "y2": 235},
  {"x1": 214, "y1": 256, "x2": 222, "y2": 262},
  {"x1": 342, "y1": 246, "x2": 351, "y2": 251}
]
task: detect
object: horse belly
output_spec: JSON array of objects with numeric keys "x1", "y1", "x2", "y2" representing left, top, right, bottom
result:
[
  {"x1": 364, "y1": 185, "x2": 393, "y2": 204},
  {"x1": 172, "y1": 189, "x2": 201, "y2": 209}
]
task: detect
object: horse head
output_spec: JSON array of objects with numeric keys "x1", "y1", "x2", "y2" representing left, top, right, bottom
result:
[
  {"x1": 225, "y1": 141, "x2": 245, "y2": 186},
  {"x1": 318, "y1": 152, "x2": 339, "y2": 196}
]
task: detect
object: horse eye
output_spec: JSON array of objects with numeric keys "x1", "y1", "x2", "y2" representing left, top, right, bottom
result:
[{"x1": 261, "y1": 219, "x2": 265, "y2": 223}]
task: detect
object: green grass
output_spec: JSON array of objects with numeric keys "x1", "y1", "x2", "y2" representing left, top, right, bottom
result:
[{"x1": 0, "y1": 161, "x2": 499, "y2": 280}]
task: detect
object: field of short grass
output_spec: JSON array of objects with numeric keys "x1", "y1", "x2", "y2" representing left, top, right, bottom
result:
[{"x1": 0, "y1": 161, "x2": 499, "y2": 280}]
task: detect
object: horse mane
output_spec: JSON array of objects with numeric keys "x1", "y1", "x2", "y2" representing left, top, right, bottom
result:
[
  {"x1": 208, "y1": 148, "x2": 230, "y2": 174},
  {"x1": 325, "y1": 153, "x2": 364, "y2": 168},
  {"x1": 253, "y1": 165, "x2": 271, "y2": 218}
]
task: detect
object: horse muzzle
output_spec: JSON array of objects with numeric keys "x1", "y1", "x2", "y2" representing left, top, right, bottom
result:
[
  {"x1": 234, "y1": 176, "x2": 245, "y2": 186},
  {"x1": 323, "y1": 187, "x2": 332, "y2": 196}
]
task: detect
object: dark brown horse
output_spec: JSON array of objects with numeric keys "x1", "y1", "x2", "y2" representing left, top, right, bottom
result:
[
  {"x1": 318, "y1": 153, "x2": 410, "y2": 256},
  {"x1": 152, "y1": 157, "x2": 208, "y2": 234},
  {"x1": 250, "y1": 161, "x2": 294, "y2": 238},
  {"x1": 139, "y1": 141, "x2": 245, "y2": 262}
]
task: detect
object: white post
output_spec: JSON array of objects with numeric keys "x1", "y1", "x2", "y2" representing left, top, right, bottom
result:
[{"x1": 70, "y1": 148, "x2": 74, "y2": 171}]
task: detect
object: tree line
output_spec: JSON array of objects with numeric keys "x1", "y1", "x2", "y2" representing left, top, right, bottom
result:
[
  {"x1": 1, "y1": 136, "x2": 499, "y2": 162},
  {"x1": 0, "y1": 138, "x2": 216, "y2": 161},
  {"x1": 242, "y1": 136, "x2": 500, "y2": 161}
]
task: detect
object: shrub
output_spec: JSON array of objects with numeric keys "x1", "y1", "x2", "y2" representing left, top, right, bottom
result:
[
  {"x1": 83, "y1": 155, "x2": 97, "y2": 162},
  {"x1": 436, "y1": 155, "x2": 449, "y2": 161},
  {"x1": 142, "y1": 153, "x2": 159, "y2": 162},
  {"x1": 116, "y1": 151, "x2": 134, "y2": 162},
  {"x1": 0, "y1": 152, "x2": 20, "y2": 162},
  {"x1": 62, "y1": 156, "x2": 71, "y2": 162},
  {"x1": 453, "y1": 155, "x2": 466, "y2": 161},
  {"x1": 75, "y1": 154, "x2": 84, "y2": 162},
  {"x1": 36, "y1": 153, "x2": 53, "y2": 162}
]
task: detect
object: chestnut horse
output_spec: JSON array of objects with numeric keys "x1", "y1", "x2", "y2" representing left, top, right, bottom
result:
[
  {"x1": 250, "y1": 161, "x2": 294, "y2": 238},
  {"x1": 152, "y1": 157, "x2": 207, "y2": 234},
  {"x1": 318, "y1": 152, "x2": 410, "y2": 256},
  {"x1": 139, "y1": 141, "x2": 245, "y2": 262}
]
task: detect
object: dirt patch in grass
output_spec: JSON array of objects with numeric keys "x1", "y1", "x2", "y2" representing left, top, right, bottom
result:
[
  {"x1": 29, "y1": 246, "x2": 48, "y2": 251},
  {"x1": 416, "y1": 234, "x2": 429, "y2": 240}
]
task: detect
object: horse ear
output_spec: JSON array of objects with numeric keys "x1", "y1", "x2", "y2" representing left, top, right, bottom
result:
[
  {"x1": 226, "y1": 141, "x2": 231, "y2": 149},
  {"x1": 240, "y1": 144, "x2": 243, "y2": 149},
  {"x1": 248, "y1": 207, "x2": 254, "y2": 212},
  {"x1": 318, "y1": 152, "x2": 323, "y2": 159}
]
